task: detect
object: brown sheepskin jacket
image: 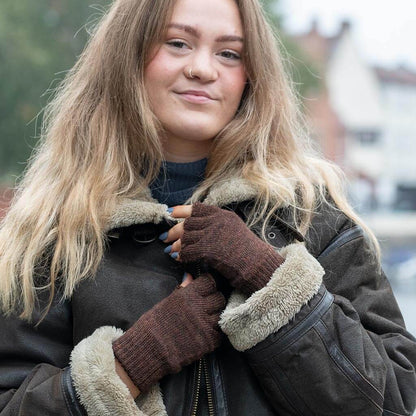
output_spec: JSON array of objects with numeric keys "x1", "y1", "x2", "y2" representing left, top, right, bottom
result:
[{"x1": 0, "y1": 178, "x2": 415, "y2": 415}]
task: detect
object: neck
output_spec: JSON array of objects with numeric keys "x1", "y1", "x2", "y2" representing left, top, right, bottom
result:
[{"x1": 162, "y1": 135, "x2": 213, "y2": 163}]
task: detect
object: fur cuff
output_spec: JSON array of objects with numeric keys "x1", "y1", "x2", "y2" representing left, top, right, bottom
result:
[
  {"x1": 70, "y1": 326, "x2": 167, "y2": 416},
  {"x1": 219, "y1": 244, "x2": 324, "y2": 351}
]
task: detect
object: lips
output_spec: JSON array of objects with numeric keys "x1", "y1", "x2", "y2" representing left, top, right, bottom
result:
[
  {"x1": 175, "y1": 90, "x2": 216, "y2": 104},
  {"x1": 181, "y1": 90, "x2": 213, "y2": 99}
]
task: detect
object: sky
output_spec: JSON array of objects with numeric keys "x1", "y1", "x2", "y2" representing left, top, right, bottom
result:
[{"x1": 279, "y1": 0, "x2": 416, "y2": 70}]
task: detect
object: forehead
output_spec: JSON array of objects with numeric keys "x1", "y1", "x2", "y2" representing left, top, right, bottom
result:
[{"x1": 169, "y1": 0, "x2": 243, "y2": 37}]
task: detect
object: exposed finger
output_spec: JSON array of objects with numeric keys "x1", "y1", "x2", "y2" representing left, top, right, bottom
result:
[
  {"x1": 171, "y1": 239, "x2": 182, "y2": 253},
  {"x1": 170, "y1": 251, "x2": 181, "y2": 262},
  {"x1": 169, "y1": 205, "x2": 193, "y2": 219},
  {"x1": 159, "y1": 222, "x2": 184, "y2": 243},
  {"x1": 179, "y1": 272, "x2": 193, "y2": 288}
]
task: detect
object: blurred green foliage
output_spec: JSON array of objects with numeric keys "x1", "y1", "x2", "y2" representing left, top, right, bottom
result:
[
  {"x1": 0, "y1": 0, "x2": 108, "y2": 181},
  {"x1": 261, "y1": 0, "x2": 321, "y2": 99},
  {"x1": 0, "y1": 0, "x2": 319, "y2": 181}
]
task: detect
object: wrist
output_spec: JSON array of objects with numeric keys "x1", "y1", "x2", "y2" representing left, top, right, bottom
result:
[{"x1": 115, "y1": 359, "x2": 141, "y2": 399}]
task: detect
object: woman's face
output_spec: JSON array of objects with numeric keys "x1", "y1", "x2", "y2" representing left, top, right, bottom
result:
[{"x1": 144, "y1": 0, "x2": 247, "y2": 160}]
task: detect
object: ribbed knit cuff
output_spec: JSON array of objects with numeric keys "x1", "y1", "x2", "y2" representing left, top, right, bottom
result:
[
  {"x1": 239, "y1": 247, "x2": 284, "y2": 296},
  {"x1": 112, "y1": 317, "x2": 168, "y2": 393}
]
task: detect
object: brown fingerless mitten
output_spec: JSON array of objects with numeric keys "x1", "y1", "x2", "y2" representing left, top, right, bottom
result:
[
  {"x1": 112, "y1": 275, "x2": 225, "y2": 393},
  {"x1": 181, "y1": 202, "x2": 284, "y2": 296}
]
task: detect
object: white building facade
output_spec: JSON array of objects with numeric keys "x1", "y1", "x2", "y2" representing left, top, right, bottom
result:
[
  {"x1": 376, "y1": 67, "x2": 416, "y2": 210},
  {"x1": 293, "y1": 21, "x2": 416, "y2": 212}
]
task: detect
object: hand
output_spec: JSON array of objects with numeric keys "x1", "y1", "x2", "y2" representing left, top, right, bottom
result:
[
  {"x1": 161, "y1": 203, "x2": 284, "y2": 295},
  {"x1": 112, "y1": 274, "x2": 225, "y2": 393}
]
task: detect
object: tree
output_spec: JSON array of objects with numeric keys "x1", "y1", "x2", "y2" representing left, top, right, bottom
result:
[
  {"x1": 0, "y1": 0, "x2": 108, "y2": 181},
  {"x1": 261, "y1": 0, "x2": 321, "y2": 99}
]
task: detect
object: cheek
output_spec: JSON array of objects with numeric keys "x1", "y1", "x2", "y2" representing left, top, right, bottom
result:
[
  {"x1": 225, "y1": 70, "x2": 248, "y2": 108},
  {"x1": 144, "y1": 52, "x2": 173, "y2": 99},
  {"x1": 145, "y1": 66, "x2": 163, "y2": 95}
]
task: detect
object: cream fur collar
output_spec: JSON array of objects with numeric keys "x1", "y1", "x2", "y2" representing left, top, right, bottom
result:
[{"x1": 106, "y1": 177, "x2": 259, "y2": 231}]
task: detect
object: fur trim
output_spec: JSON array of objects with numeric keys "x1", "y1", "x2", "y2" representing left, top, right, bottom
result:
[
  {"x1": 106, "y1": 177, "x2": 286, "y2": 230},
  {"x1": 219, "y1": 244, "x2": 324, "y2": 351},
  {"x1": 70, "y1": 326, "x2": 167, "y2": 416},
  {"x1": 106, "y1": 177, "x2": 257, "y2": 230},
  {"x1": 106, "y1": 198, "x2": 173, "y2": 231},
  {"x1": 203, "y1": 177, "x2": 258, "y2": 207}
]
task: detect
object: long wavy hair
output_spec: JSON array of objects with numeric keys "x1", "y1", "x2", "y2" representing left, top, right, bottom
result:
[{"x1": 0, "y1": 0, "x2": 378, "y2": 319}]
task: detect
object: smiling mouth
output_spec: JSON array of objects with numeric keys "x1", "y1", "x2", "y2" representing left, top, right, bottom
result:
[{"x1": 175, "y1": 91, "x2": 215, "y2": 104}]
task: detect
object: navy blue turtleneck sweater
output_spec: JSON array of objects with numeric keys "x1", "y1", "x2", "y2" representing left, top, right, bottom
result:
[{"x1": 149, "y1": 158, "x2": 207, "y2": 207}]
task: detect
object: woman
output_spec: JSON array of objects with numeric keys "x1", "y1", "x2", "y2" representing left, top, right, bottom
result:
[{"x1": 0, "y1": 0, "x2": 415, "y2": 414}]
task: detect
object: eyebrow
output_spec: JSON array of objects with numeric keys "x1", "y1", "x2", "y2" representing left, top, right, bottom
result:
[{"x1": 167, "y1": 23, "x2": 244, "y2": 43}]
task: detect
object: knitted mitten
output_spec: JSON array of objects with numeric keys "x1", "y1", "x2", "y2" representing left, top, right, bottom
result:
[
  {"x1": 112, "y1": 275, "x2": 225, "y2": 393},
  {"x1": 181, "y1": 202, "x2": 284, "y2": 295}
]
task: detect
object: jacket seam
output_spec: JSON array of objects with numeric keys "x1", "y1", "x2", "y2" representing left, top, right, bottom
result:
[
  {"x1": 383, "y1": 409, "x2": 407, "y2": 416},
  {"x1": 216, "y1": 355, "x2": 229, "y2": 416},
  {"x1": 268, "y1": 289, "x2": 333, "y2": 356},
  {"x1": 318, "y1": 225, "x2": 363, "y2": 258},
  {"x1": 61, "y1": 367, "x2": 87, "y2": 416},
  {"x1": 247, "y1": 288, "x2": 333, "y2": 360},
  {"x1": 317, "y1": 319, "x2": 385, "y2": 399},
  {"x1": 313, "y1": 320, "x2": 384, "y2": 411}
]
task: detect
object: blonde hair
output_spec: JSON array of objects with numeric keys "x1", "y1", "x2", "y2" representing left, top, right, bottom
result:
[{"x1": 0, "y1": 0, "x2": 378, "y2": 319}]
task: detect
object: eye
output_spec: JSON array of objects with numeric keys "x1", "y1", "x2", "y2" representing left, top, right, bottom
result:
[
  {"x1": 219, "y1": 50, "x2": 241, "y2": 60},
  {"x1": 166, "y1": 40, "x2": 189, "y2": 49}
]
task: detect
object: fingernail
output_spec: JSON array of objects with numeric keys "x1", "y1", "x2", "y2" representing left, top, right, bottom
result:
[
  {"x1": 164, "y1": 245, "x2": 172, "y2": 254},
  {"x1": 171, "y1": 252, "x2": 179, "y2": 259},
  {"x1": 167, "y1": 207, "x2": 174, "y2": 214},
  {"x1": 159, "y1": 232, "x2": 168, "y2": 241},
  {"x1": 182, "y1": 272, "x2": 188, "y2": 283}
]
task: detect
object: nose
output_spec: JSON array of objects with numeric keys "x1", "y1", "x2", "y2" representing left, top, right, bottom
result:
[{"x1": 185, "y1": 49, "x2": 219, "y2": 82}]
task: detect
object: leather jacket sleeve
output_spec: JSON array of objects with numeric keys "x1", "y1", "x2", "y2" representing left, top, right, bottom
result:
[
  {"x1": 0, "y1": 303, "x2": 165, "y2": 416},
  {"x1": 224, "y1": 231, "x2": 416, "y2": 416},
  {"x1": 0, "y1": 300, "x2": 87, "y2": 415},
  {"x1": 0, "y1": 364, "x2": 85, "y2": 416}
]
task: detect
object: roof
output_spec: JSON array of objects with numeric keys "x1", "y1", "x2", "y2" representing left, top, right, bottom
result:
[
  {"x1": 290, "y1": 19, "x2": 351, "y2": 66},
  {"x1": 374, "y1": 66, "x2": 416, "y2": 85}
]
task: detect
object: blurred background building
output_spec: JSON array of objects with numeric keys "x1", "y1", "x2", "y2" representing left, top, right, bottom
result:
[
  {"x1": 278, "y1": 0, "x2": 416, "y2": 343},
  {"x1": 292, "y1": 19, "x2": 416, "y2": 213},
  {"x1": 1, "y1": 0, "x2": 416, "y2": 339}
]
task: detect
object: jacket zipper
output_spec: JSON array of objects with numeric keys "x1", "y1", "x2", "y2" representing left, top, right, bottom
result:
[
  {"x1": 191, "y1": 359, "x2": 203, "y2": 416},
  {"x1": 203, "y1": 356, "x2": 215, "y2": 416},
  {"x1": 190, "y1": 356, "x2": 215, "y2": 416},
  {"x1": 190, "y1": 260, "x2": 215, "y2": 416}
]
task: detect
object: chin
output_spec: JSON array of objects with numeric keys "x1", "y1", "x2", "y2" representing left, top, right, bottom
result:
[
  {"x1": 169, "y1": 122, "x2": 224, "y2": 142},
  {"x1": 182, "y1": 130, "x2": 220, "y2": 142}
]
